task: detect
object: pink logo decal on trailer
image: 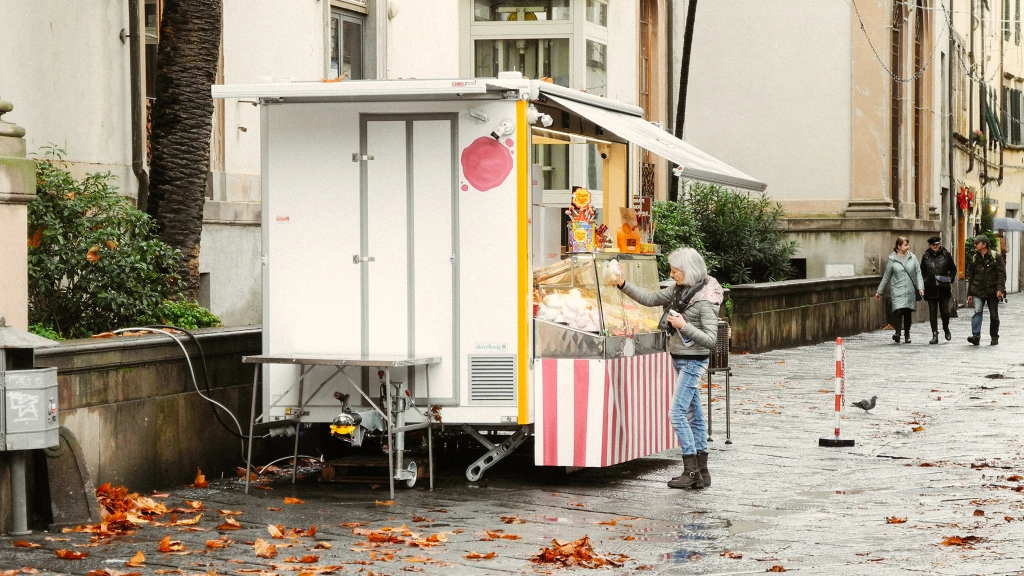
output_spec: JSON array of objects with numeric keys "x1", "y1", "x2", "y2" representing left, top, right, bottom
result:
[{"x1": 460, "y1": 136, "x2": 513, "y2": 191}]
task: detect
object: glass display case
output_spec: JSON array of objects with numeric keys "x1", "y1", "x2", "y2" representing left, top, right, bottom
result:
[{"x1": 533, "y1": 253, "x2": 666, "y2": 358}]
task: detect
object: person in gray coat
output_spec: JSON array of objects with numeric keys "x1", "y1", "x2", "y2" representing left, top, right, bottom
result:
[
  {"x1": 875, "y1": 236, "x2": 925, "y2": 343},
  {"x1": 611, "y1": 247, "x2": 722, "y2": 490}
]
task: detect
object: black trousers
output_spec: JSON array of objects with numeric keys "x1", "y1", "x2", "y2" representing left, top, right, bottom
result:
[
  {"x1": 927, "y1": 298, "x2": 950, "y2": 332},
  {"x1": 892, "y1": 308, "x2": 913, "y2": 336}
]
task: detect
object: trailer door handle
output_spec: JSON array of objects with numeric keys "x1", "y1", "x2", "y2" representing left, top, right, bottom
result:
[{"x1": 353, "y1": 255, "x2": 376, "y2": 264}]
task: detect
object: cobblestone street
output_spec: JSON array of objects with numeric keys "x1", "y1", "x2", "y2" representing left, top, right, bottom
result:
[{"x1": 3, "y1": 299, "x2": 1024, "y2": 575}]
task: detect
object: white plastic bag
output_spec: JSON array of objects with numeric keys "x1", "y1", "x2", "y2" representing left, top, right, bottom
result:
[{"x1": 602, "y1": 259, "x2": 623, "y2": 285}]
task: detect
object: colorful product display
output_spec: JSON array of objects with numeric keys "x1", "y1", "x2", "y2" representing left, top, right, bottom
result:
[{"x1": 566, "y1": 186, "x2": 597, "y2": 253}]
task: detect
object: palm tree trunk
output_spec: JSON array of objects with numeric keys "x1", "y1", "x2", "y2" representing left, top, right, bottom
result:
[
  {"x1": 148, "y1": 0, "x2": 222, "y2": 298},
  {"x1": 670, "y1": 0, "x2": 698, "y2": 201}
]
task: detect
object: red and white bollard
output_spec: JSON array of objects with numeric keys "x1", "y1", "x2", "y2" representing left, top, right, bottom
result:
[{"x1": 819, "y1": 337, "x2": 855, "y2": 447}]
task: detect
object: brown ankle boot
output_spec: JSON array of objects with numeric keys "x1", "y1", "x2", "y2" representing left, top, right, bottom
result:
[
  {"x1": 696, "y1": 450, "x2": 710, "y2": 487},
  {"x1": 667, "y1": 454, "x2": 704, "y2": 489}
]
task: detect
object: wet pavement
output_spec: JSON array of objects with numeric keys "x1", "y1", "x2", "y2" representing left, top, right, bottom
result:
[{"x1": 4, "y1": 299, "x2": 1024, "y2": 575}]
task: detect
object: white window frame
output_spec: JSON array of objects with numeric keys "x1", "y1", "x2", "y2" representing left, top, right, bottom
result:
[{"x1": 461, "y1": 0, "x2": 610, "y2": 202}]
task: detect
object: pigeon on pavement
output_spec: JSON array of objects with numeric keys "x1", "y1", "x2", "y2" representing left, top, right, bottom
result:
[{"x1": 852, "y1": 396, "x2": 877, "y2": 413}]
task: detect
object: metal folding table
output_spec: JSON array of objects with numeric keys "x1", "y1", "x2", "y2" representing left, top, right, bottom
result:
[{"x1": 241, "y1": 354, "x2": 440, "y2": 498}]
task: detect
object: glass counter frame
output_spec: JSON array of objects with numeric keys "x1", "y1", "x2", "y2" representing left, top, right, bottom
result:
[{"x1": 534, "y1": 253, "x2": 667, "y2": 359}]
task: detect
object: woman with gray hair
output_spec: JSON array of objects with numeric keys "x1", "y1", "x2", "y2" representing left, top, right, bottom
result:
[{"x1": 611, "y1": 247, "x2": 723, "y2": 489}]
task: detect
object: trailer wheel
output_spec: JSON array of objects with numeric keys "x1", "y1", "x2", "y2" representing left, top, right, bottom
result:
[{"x1": 404, "y1": 461, "x2": 417, "y2": 488}]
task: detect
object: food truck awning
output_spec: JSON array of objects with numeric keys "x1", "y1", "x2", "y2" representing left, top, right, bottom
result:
[
  {"x1": 537, "y1": 87, "x2": 767, "y2": 192},
  {"x1": 210, "y1": 77, "x2": 766, "y2": 192}
]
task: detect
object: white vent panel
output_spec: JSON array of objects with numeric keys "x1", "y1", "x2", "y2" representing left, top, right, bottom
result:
[{"x1": 469, "y1": 355, "x2": 516, "y2": 404}]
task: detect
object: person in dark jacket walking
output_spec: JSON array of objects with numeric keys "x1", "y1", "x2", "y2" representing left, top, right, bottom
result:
[
  {"x1": 920, "y1": 236, "x2": 957, "y2": 344},
  {"x1": 875, "y1": 236, "x2": 925, "y2": 343},
  {"x1": 966, "y1": 235, "x2": 1007, "y2": 345}
]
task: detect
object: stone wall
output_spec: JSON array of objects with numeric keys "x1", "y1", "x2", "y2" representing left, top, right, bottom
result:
[
  {"x1": 34, "y1": 327, "x2": 261, "y2": 492},
  {"x1": 728, "y1": 275, "x2": 930, "y2": 353}
]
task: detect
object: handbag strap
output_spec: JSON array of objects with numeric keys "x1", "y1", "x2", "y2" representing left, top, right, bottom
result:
[
  {"x1": 671, "y1": 279, "x2": 707, "y2": 313},
  {"x1": 894, "y1": 259, "x2": 919, "y2": 292}
]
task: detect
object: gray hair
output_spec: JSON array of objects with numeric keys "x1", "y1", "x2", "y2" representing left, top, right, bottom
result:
[{"x1": 667, "y1": 247, "x2": 708, "y2": 286}]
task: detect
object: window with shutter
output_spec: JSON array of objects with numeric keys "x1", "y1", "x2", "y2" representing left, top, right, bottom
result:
[{"x1": 1012, "y1": 89, "x2": 1022, "y2": 145}]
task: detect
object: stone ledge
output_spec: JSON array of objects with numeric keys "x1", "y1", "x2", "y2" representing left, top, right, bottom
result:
[
  {"x1": 203, "y1": 200, "x2": 261, "y2": 225},
  {"x1": 783, "y1": 217, "x2": 941, "y2": 233},
  {"x1": 35, "y1": 326, "x2": 261, "y2": 374}
]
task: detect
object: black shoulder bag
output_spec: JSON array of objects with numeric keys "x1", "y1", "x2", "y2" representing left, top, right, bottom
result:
[{"x1": 657, "y1": 280, "x2": 706, "y2": 331}]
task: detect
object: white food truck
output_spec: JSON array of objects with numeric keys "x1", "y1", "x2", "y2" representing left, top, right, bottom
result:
[{"x1": 213, "y1": 74, "x2": 764, "y2": 488}]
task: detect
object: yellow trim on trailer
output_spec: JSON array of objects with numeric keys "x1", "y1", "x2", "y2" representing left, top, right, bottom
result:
[{"x1": 516, "y1": 99, "x2": 530, "y2": 425}]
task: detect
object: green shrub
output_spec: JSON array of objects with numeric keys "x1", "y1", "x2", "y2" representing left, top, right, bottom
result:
[
  {"x1": 980, "y1": 197, "x2": 996, "y2": 233},
  {"x1": 28, "y1": 323, "x2": 63, "y2": 341},
  {"x1": 654, "y1": 181, "x2": 797, "y2": 285},
  {"x1": 652, "y1": 199, "x2": 718, "y2": 279},
  {"x1": 28, "y1": 147, "x2": 184, "y2": 338},
  {"x1": 156, "y1": 299, "x2": 222, "y2": 330}
]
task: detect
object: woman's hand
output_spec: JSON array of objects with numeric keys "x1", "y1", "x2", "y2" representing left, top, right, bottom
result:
[
  {"x1": 918, "y1": 289, "x2": 924, "y2": 299},
  {"x1": 874, "y1": 293, "x2": 881, "y2": 301},
  {"x1": 667, "y1": 314, "x2": 686, "y2": 329}
]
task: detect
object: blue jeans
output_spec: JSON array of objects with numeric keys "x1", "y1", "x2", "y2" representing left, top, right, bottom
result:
[
  {"x1": 971, "y1": 296, "x2": 1000, "y2": 338},
  {"x1": 671, "y1": 357, "x2": 709, "y2": 456}
]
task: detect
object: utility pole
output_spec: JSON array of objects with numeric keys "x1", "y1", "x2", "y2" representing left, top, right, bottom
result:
[
  {"x1": 948, "y1": 0, "x2": 955, "y2": 268},
  {"x1": 670, "y1": 0, "x2": 698, "y2": 201}
]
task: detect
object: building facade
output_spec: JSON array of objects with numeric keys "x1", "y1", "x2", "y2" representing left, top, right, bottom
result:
[
  {"x1": 1, "y1": 0, "x2": 684, "y2": 325},
  {"x1": 672, "y1": 0, "x2": 1022, "y2": 290}
]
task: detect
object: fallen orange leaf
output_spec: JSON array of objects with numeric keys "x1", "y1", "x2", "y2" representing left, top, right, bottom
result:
[
  {"x1": 268, "y1": 524, "x2": 285, "y2": 539},
  {"x1": 941, "y1": 535, "x2": 984, "y2": 547},
  {"x1": 720, "y1": 550, "x2": 742, "y2": 559},
  {"x1": 55, "y1": 549, "x2": 89, "y2": 559},
  {"x1": 283, "y1": 497, "x2": 305, "y2": 505},
  {"x1": 254, "y1": 537, "x2": 277, "y2": 559},
  {"x1": 206, "y1": 536, "x2": 233, "y2": 549},
  {"x1": 464, "y1": 551, "x2": 496, "y2": 559},
  {"x1": 217, "y1": 518, "x2": 242, "y2": 530},
  {"x1": 126, "y1": 550, "x2": 145, "y2": 567},
  {"x1": 530, "y1": 535, "x2": 625, "y2": 568},
  {"x1": 885, "y1": 516, "x2": 908, "y2": 524},
  {"x1": 190, "y1": 468, "x2": 208, "y2": 489},
  {"x1": 499, "y1": 515, "x2": 526, "y2": 524},
  {"x1": 13, "y1": 541, "x2": 41, "y2": 548},
  {"x1": 376, "y1": 500, "x2": 394, "y2": 506},
  {"x1": 157, "y1": 535, "x2": 186, "y2": 552},
  {"x1": 218, "y1": 509, "x2": 243, "y2": 516},
  {"x1": 767, "y1": 566, "x2": 787, "y2": 573}
]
